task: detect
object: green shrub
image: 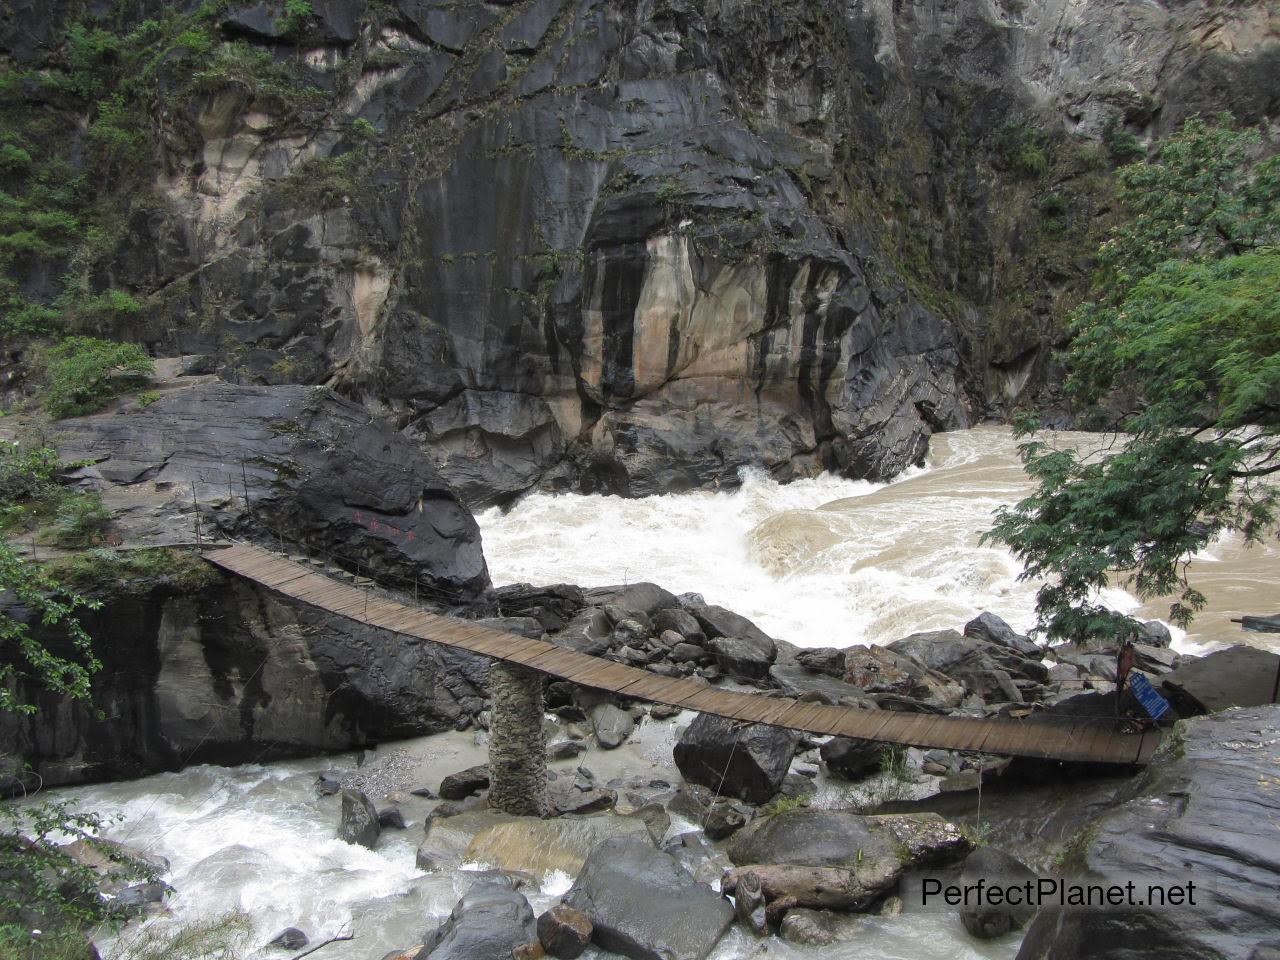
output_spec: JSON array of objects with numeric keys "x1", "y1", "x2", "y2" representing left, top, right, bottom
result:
[
  {"x1": 0, "y1": 443, "x2": 61, "y2": 505},
  {"x1": 1104, "y1": 118, "x2": 1145, "y2": 164},
  {"x1": 47, "y1": 494, "x2": 113, "y2": 548},
  {"x1": 0, "y1": 799, "x2": 155, "y2": 935},
  {"x1": 994, "y1": 123, "x2": 1049, "y2": 178},
  {"x1": 44, "y1": 548, "x2": 222, "y2": 596},
  {"x1": 86, "y1": 94, "x2": 148, "y2": 169},
  {"x1": 1040, "y1": 192, "x2": 1068, "y2": 217},
  {"x1": 279, "y1": 0, "x2": 314, "y2": 35},
  {"x1": 350, "y1": 117, "x2": 378, "y2": 141},
  {"x1": 136, "y1": 390, "x2": 161, "y2": 407},
  {"x1": 0, "y1": 144, "x2": 31, "y2": 175},
  {"x1": 40, "y1": 336, "x2": 153, "y2": 418},
  {"x1": 764, "y1": 793, "x2": 812, "y2": 816}
]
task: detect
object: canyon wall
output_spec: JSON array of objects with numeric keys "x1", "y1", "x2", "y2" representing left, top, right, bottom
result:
[{"x1": 2, "y1": 0, "x2": 1276, "y2": 503}]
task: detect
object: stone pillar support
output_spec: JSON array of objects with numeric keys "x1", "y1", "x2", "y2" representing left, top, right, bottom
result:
[{"x1": 487, "y1": 662, "x2": 547, "y2": 816}]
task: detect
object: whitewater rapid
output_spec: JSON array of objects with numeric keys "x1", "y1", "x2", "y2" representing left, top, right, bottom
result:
[{"x1": 479, "y1": 426, "x2": 1163, "y2": 651}]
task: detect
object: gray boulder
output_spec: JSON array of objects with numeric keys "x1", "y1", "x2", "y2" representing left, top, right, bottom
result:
[
  {"x1": 1016, "y1": 706, "x2": 1280, "y2": 960},
  {"x1": 337, "y1": 789, "x2": 380, "y2": 848},
  {"x1": 563, "y1": 836, "x2": 733, "y2": 960},
  {"x1": 819, "y1": 737, "x2": 888, "y2": 780},
  {"x1": 793, "y1": 647, "x2": 846, "y2": 678},
  {"x1": 691, "y1": 605, "x2": 775, "y2": 646},
  {"x1": 438, "y1": 765, "x2": 490, "y2": 800},
  {"x1": 707, "y1": 636, "x2": 776, "y2": 681},
  {"x1": 587, "y1": 701, "x2": 635, "y2": 750},
  {"x1": 422, "y1": 879, "x2": 536, "y2": 960},
  {"x1": 728, "y1": 808, "x2": 895, "y2": 868},
  {"x1": 652, "y1": 609, "x2": 706, "y2": 645},
  {"x1": 963, "y1": 613, "x2": 1040, "y2": 658},
  {"x1": 1159, "y1": 645, "x2": 1280, "y2": 714},
  {"x1": 673, "y1": 714, "x2": 800, "y2": 804}
]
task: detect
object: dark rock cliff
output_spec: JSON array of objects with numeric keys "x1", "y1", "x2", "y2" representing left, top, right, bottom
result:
[
  {"x1": 2, "y1": 1, "x2": 1276, "y2": 503},
  {"x1": 0, "y1": 574, "x2": 491, "y2": 790}
]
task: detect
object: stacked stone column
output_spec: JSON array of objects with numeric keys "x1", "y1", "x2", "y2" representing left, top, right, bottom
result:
[{"x1": 487, "y1": 662, "x2": 547, "y2": 816}]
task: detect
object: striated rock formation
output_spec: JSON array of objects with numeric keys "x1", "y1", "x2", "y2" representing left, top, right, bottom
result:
[{"x1": 4, "y1": 2, "x2": 1274, "y2": 504}]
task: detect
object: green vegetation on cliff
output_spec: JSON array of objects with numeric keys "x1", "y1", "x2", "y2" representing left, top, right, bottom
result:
[{"x1": 987, "y1": 115, "x2": 1280, "y2": 642}]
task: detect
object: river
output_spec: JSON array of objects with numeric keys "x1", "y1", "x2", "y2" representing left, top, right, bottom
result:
[
  {"x1": 479, "y1": 425, "x2": 1280, "y2": 655},
  {"x1": 50, "y1": 426, "x2": 1279, "y2": 960}
]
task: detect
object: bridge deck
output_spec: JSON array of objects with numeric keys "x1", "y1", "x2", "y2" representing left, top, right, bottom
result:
[{"x1": 205, "y1": 544, "x2": 1161, "y2": 765}]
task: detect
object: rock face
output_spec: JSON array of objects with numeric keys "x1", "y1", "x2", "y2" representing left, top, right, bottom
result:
[
  {"x1": 0, "y1": 575, "x2": 490, "y2": 791},
  {"x1": 673, "y1": 714, "x2": 800, "y2": 804},
  {"x1": 422, "y1": 879, "x2": 537, "y2": 960},
  {"x1": 55, "y1": 383, "x2": 489, "y2": 596},
  {"x1": 5, "y1": 1, "x2": 1278, "y2": 505},
  {"x1": 1016, "y1": 706, "x2": 1280, "y2": 960},
  {"x1": 563, "y1": 836, "x2": 734, "y2": 960}
]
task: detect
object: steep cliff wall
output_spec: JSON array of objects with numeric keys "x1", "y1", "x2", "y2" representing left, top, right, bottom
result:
[{"x1": 1, "y1": 0, "x2": 1275, "y2": 503}]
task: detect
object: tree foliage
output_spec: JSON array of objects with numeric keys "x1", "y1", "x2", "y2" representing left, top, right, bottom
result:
[
  {"x1": 0, "y1": 444, "x2": 102, "y2": 715},
  {"x1": 40, "y1": 336, "x2": 152, "y2": 419},
  {"x1": 986, "y1": 116, "x2": 1280, "y2": 642}
]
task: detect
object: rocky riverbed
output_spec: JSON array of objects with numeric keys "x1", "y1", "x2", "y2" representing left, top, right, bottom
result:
[{"x1": 39, "y1": 695, "x2": 1280, "y2": 960}]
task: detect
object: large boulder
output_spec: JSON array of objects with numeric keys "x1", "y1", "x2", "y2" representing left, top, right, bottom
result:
[
  {"x1": 422, "y1": 879, "x2": 537, "y2": 960},
  {"x1": 673, "y1": 714, "x2": 800, "y2": 804},
  {"x1": 963, "y1": 613, "x2": 1039, "y2": 658},
  {"x1": 728, "y1": 809, "x2": 895, "y2": 868},
  {"x1": 563, "y1": 836, "x2": 733, "y2": 960},
  {"x1": 690, "y1": 605, "x2": 775, "y2": 646},
  {"x1": 888, "y1": 630, "x2": 1049, "y2": 685},
  {"x1": 724, "y1": 809, "x2": 969, "y2": 924},
  {"x1": 843, "y1": 644, "x2": 965, "y2": 708},
  {"x1": 1016, "y1": 706, "x2": 1280, "y2": 960},
  {"x1": 1159, "y1": 645, "x2": 1280, "y2": 714},
  {"x1": 707, "y1": 636, "x2": 775, "y2": 681},
  {"x1": 55, "y1": 383, "x2": 489, "y2": 596},
  {"x1": 336, "y1": 789, "x2": 380, "y2": 848}
]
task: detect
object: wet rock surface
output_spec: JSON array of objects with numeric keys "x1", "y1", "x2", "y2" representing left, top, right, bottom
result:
[
  {"x1": 1016, "y1": 706, "x2": 1280, "y2": 960},
  {"x1": 673, "y1": 714, "x2": 800, "y2": 804},
  {"x1": 563, "y1": 836, "x2": 734, "y2": 960},
  {"x1": 957, "y1": 847, "x2": 1039, "y2": 939},
  {"x1": 337, "y1": 788, "x2": 381, "y2": 848},
  {"x1": 420, "y1": 878, "x2": 537, "y2": 960}
]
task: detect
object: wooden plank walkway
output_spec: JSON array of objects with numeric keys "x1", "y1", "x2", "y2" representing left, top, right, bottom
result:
[{"x1": 205, "y1": 544, "x2": 1161, "y2": 765}]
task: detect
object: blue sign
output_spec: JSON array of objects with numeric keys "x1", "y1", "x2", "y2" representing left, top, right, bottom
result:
[{"x1": 1130, "y1": 673, "x2": 1171, "y2": 721}]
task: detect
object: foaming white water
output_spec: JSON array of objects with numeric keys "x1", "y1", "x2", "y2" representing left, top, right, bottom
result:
[{"x1": 480, "y1": 426, "x2": 1272, "y2": 651}]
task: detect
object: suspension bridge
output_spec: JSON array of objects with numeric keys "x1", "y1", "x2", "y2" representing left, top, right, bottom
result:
[{"x1": 205, "y1": 543, "x2": 1162, "y2": 766}]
